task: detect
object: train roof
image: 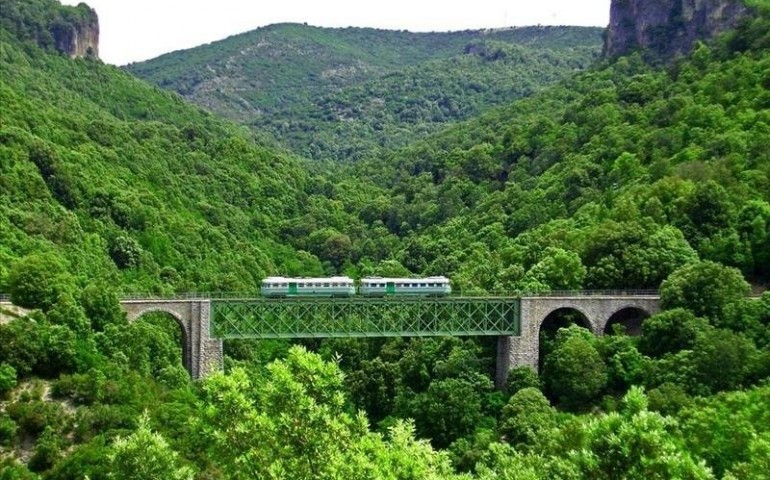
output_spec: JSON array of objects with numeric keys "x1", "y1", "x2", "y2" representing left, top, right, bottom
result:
[
  {"x1": 262, "y1": 276, "x2": 354, "y2": 283},
  {"x1": 360, "y1": 276, "x2": 449, "y2": 283}
]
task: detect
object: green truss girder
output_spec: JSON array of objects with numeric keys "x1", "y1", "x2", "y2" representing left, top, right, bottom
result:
[{"x1": 211, "y1": 297, "x2": 520, "y2": 339}]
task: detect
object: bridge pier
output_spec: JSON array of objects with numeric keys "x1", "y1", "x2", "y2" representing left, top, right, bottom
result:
[
  {"x1": 495, "y1": 295, "x2": 660, "y2": 389},
  {"x1": 121, "y1": 299, "x2": 223, "y2": 379}
]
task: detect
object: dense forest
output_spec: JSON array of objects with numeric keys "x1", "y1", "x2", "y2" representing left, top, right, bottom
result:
[
  {"x1": 2, "y1": 0, "x2": 770, "y2": 478},
  {"x1": 127, "y1": 23, "x2": 603, "y2": 161}
]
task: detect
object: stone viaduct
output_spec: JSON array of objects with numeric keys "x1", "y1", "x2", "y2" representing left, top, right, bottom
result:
[
  {"x1": 121, "y1": 299, "x2": 223, "y2": 380},
  {"x1": 120, "y1": 294, "x2": 660, "y2": 386},
  {"x1": 494, "y1": 294, "x2": 660, "y2": 387}
]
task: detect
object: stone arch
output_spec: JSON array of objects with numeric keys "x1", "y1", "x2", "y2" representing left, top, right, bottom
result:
[
  {"x1": 120, "y1": 300, "x2": 222, "y2": 380},
  {"x1": 537, "y1": 306, "x2": 594, "y2": 370},
  {"x1": 128, "y1": 308, "x2": 192, "y2": 376},
  {"x1": 603, "y1": 305, "x2": 653, "y2": 335},
  {"x1": 539, "y1": 306, "x2": 596, "y2": 333}
]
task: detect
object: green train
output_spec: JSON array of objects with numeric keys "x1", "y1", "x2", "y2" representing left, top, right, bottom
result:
[{"x1": 261, "y1": 276, "x2": 451, "y2": 297}]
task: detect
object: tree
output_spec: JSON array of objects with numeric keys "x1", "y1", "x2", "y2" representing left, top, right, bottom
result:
[
  {"x1": 585, "y1": 222, "x2": 697, "y2": 289},
  {"x1": 565, "y1": 387, "x2": 715, "y2": 479},
  {"x1": 517, "y1": 247, "x2": 586, "y2": 293},
  {"x1": 543, "y1": 325, "x2": 607, "y2": 409},
  {"x1": 80, "y1": 284, "x2": 125, "y2": 332},
  {"x1": 690, "y1": 328, "x2": 757, "y2": 394},
  {"x1": 680, "y1": 180, "x2": 734, "y2": 244},
  {"x1": 0, "y1": 364, "x2": 17, "y2": 397},
  {"x1": 197, "y1": 346, "x2": 460, "y2": 479},
  {"x1": 504, "y1": 366, "x2": 541, "y2": 397},
  {"x1": 639, "y1": 308, "x2": 709, "y2": 357},
  {"x1": 404, "y1": 373, "x2": 494, "y2": 448},
  {"x1": 46, "y1": 293, "x2": 90, "y2": 337},
  {"x1": 500, "y1": 387, "x2": 557, "y2": 448},
  {"x1": 108, "y1": 413, "x2": 194, "y2": 480},
  {"x1": 660, "y1": 261, "x2": 750, "y2": 322},
  {"x1": 7, "y1": 252, "x2": 74, "y2": 311},
  {"x1": 109, "y1": 235, "x2": 143, "y2": 269}
]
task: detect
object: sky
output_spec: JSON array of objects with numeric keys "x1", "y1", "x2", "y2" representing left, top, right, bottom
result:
[{"x1": 61, "y1": 0, "x2": 611, "y2": 66}]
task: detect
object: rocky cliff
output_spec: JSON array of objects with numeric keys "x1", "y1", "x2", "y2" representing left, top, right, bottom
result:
[
  {"x1": 50, "y1": 5, "x2": 99, "y2": 58},
  {"x1": 605, "y1": 0, "x2": 750, "y2": 60}
]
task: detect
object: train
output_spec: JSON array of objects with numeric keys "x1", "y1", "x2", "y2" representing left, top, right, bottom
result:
[{"x1": 261, "y1": 276, "x2": 451, "y2": 297}]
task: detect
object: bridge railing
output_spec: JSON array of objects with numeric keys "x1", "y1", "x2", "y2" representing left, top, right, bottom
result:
[
  {"x1": 117, "y1": 289, "x2": 661, "y2": 301},
  {"x1": 522, "y1": 289, "x2": 660, "y2": 297}
]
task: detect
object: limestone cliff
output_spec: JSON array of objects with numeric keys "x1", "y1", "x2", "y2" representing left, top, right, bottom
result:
[
  {"x1": 605, "y1": 0, "x2": 750, "y2": 60},
  {"x1": 51, "y1": 5, "x2": 99, "y2": 58}
]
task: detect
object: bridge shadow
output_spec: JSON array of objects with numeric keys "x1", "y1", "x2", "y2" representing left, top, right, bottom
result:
[
  {"x1": 604, "y1": 307, "x2": 650, "y2": 336},
  {"x1": 538, "y1": 307, "x2": 591, "y2": 371},
  {"x1": 133, "y1": 311, "x2": 190, "y2": 376}
]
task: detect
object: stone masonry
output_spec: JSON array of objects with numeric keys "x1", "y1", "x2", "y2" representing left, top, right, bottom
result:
[
  {"x1": 120, "y1": 295, "x2": 658, "y2": 386},
  {"x1": 495, "y1": 295, "x2": 661, "y2": 388},
  {"x1": 121, "y1": 299, "x2": 223, "y2": 379}
]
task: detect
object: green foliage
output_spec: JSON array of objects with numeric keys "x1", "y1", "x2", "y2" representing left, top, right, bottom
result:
[
  {"x1": 0, "y1": 363, "x2": 17, "y2": 396},
  {"x1": 0, "y1": 316, "x2": 47, "y2": 377},
  {"x1": 543, "y1": 325, "x2": 607, "y2": 409},
  {"x1": 647, "y1": 382, "x2": 693, "y2": 416},
  {"x1": 28, "y1": 426, "x2": 64, "y2": 472},
  {"x1": 690, "y1": 328, "x2": 758, "y2": 395},
  {"x1": 129, "y1": 24, "x2": 603, "y2": 162},
  {"x1": 6, "y1": 398, "x2": 66, "y2": 437},
  {"x1": 477, "y1": 388, "x2": 716, "y2": 479},
  {"x1": 7, "y1": 252, "x2": 74, "y2": 311},
  {"x1": 0, "y1": 412, "x2": 18, "y2": 446},
  {"x1": 600, "y1": 333, "x2": 647, "y2": 393},
  {"x1": 504, "y1": 367, "x2": 541, "y2": 397},
  {"x1": 517, "y1": 247, "x2": 585, "y2": 292},
  {"x1": 108, "y1": 412, "x2": 194, "y2": 480},
  {"x1": 561, "y1": 387, "x2": 714, "y2": 479},
  {"x1": 660, "y1": 261, "x2": 750, "y2": 321},
  {"x1": 499, "y1": 388, "x2": 557, "y2": 448},
  {"x1": 45, "y1": 293, "x2": 89, "y2": 336},
  {"x1": 1, "y1": 0, "x2": 770, "y2": 475},
  {"x1": 678, "y1": 385, "x2": 770, "y2": 476},
  {"x1": 79, "y1": 284, "x2": 125, "y2": 332},
  {"x1": 639, "y1": 308, "x2": 709, "y2": 357},
  {"x1": 197, "y1": 346, "x2": 459, "y2": 479}
]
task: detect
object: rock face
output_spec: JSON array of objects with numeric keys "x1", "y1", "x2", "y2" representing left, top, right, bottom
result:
[
  {"x1": 605, "y1": 0, "x2": 750, "y2": 60},
  {"x1": 51, "y1": 6, "x2": 99, "y2": 58}
]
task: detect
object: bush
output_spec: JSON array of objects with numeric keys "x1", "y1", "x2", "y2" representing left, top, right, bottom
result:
[{"x1": 0, "y1": 363, "x2": 18, "y2": 397}]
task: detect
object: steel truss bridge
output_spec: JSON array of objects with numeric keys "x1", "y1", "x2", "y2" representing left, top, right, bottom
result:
[{"x1": 210, "y1": 297, "x2": 521, "y2": 339}]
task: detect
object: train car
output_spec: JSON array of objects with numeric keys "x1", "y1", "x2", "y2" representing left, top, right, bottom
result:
[
  {"x1": 261, "y1": 276, "x2": 356, "y2": 297},
  {"x1": 359, "y1": 276, "x2": 451, "y2": 296}
]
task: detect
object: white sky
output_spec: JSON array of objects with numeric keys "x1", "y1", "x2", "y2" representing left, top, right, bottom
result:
[{"x1": 61, "y1": 0, "x2": 611, "y2": 66}]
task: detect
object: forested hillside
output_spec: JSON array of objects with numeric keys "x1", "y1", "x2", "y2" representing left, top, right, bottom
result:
[
  {"x1": 127, "y1": 23, "x2": 603, "y2": 161},
  {"x1": 310, "y1": 5, "x2": 770, "y2": 294},
  {"x1": 0, "y1": 1, "x2": 331, "y2": 297},
  {"x1": 2, "y1": 0, "x2": 770, "y2": 478}
]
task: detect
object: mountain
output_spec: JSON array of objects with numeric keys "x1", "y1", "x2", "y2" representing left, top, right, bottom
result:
[
  {"x1": 605, "y1": 0, "x2": 752, "y2": 60},
  {"x1": 0, "y1": 0, "x2": 325, "y2": 296},
  {"x1": 0, "y1": 0, "x2": 99, "y2": 58},
  {"x1": 126, "y1": 24, "x2": 604, "y2": 161},
  {"x1": 308, "y1": 3, "x2": 770, "y2": 293}
]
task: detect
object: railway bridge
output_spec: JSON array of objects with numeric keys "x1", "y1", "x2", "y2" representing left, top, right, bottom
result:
[{"x1": 119, "y1": 292, "x2": 660, "y2": 387}]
